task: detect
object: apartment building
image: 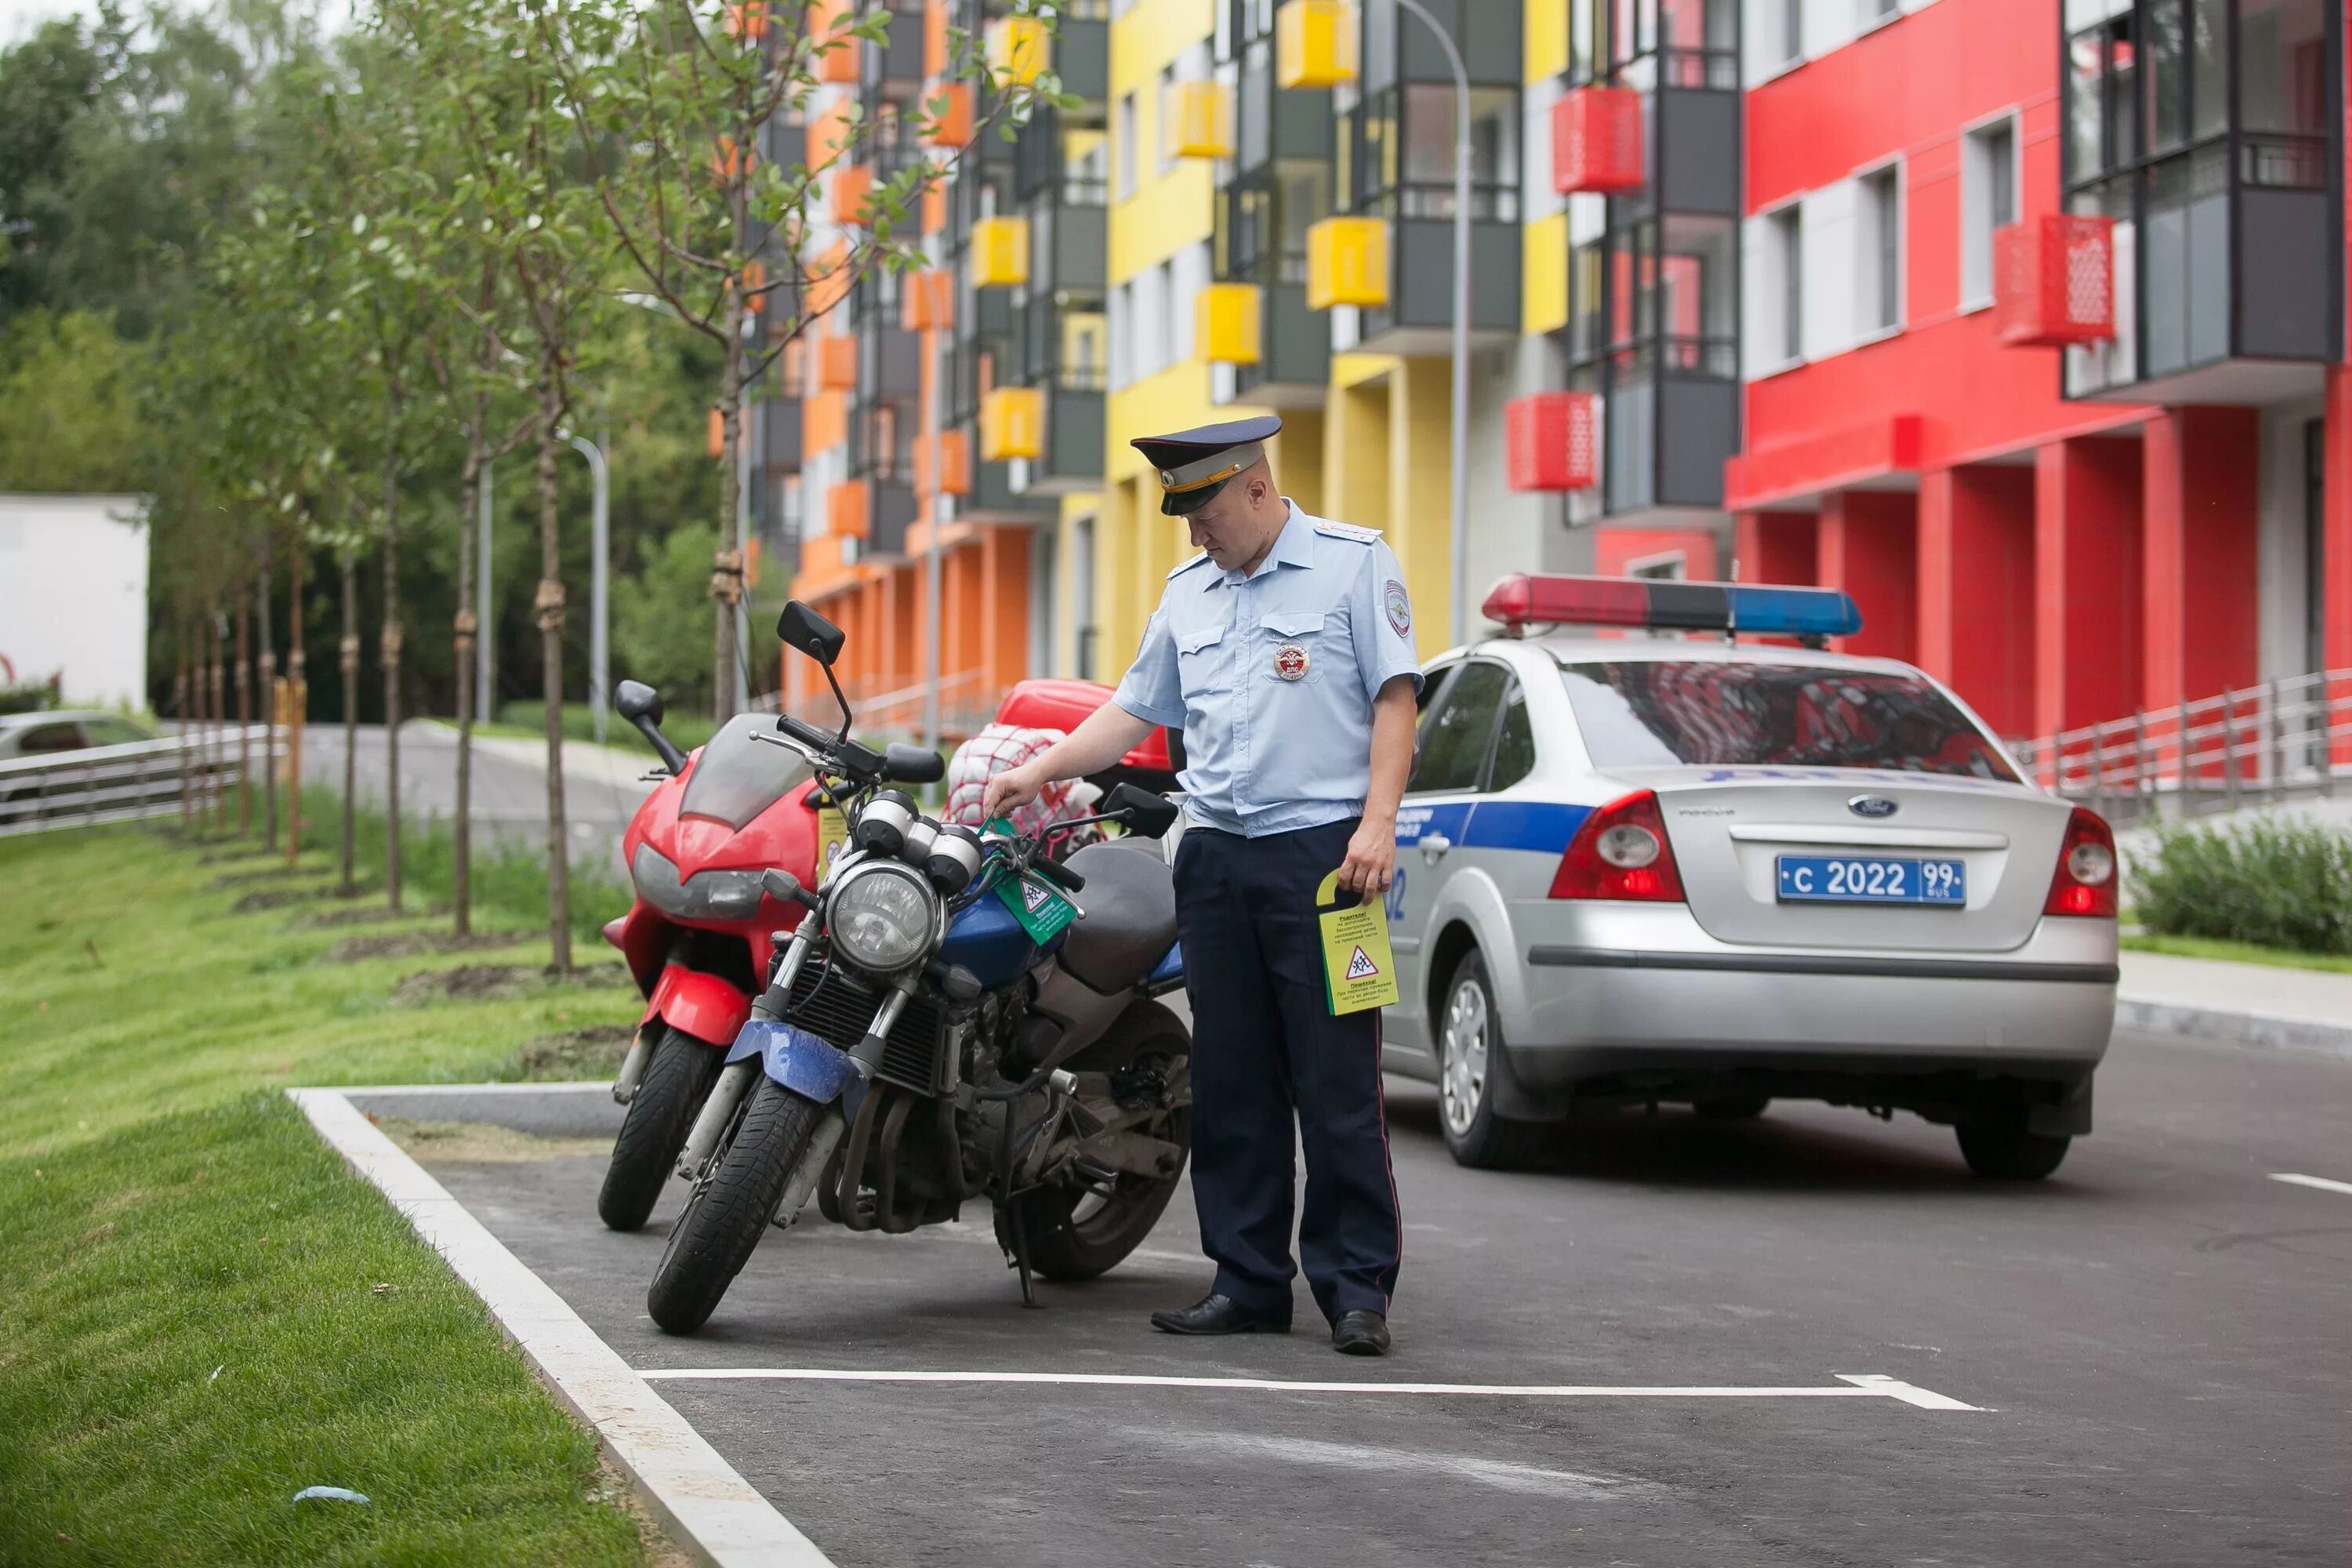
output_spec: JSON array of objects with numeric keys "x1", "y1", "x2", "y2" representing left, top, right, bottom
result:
[{"x1": 786, "y1": 0, "x2": 2346, "y2": 750}]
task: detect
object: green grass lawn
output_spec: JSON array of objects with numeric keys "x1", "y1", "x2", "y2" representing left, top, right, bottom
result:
[
  {"x1": 0, "y1": 826, "x2": 659, "y2": 1564},
  {"x1": 2121, "y1": 929, "x2": 2352, "y2": 976}
]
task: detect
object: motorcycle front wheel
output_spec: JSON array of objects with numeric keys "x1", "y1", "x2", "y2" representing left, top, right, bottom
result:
[
  {"x1": 647, "y1": 1076, "x2": 825, "y2": 1334},
  {"x1": 598, "y1": 1025, "x2": 724, "y2": 1232}
]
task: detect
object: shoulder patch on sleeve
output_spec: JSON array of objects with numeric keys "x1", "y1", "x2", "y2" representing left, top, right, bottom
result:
[
  {"x1": 1166, "y1": 551, "x2": 1212, "y2": 579},
  {"x1": 1312, "y1": 520, "x2": 1382, "y2": 545}
]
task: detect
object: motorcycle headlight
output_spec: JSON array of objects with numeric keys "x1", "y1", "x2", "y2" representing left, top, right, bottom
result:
[
  {"x1": 826, "y1": 859, "x2": 938, "y2": 973},
  {"x1": 630, "y1": 844, "x2": 766, "y2": 922}
]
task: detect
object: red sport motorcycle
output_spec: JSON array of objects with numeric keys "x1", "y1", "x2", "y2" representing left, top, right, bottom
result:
[{"x1": 596, "y1": 675, "x2": 1178, "y2": 1231}]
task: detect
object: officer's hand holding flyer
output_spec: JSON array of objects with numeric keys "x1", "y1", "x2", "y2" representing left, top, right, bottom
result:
[{"x1": 1316, "y1": 869, "x2": 1400, "y2": 1015}]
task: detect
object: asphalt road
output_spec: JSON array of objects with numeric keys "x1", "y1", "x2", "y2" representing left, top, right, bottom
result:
[
  {"x1": 408, "y1": 1030, "x2": 2350, "y2": 1567},
  {"x1": 299, "y1": 720, "x2": 656, "y2": 872}
]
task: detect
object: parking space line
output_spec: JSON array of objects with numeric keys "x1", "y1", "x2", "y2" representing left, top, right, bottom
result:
[
  {"x1": 2270, "y1": 1172, "x2": 2352, "y2": 1198},
  {"x1": 637, "y1": 1366, "x2": 1978, "y2": 1410},
  {"x1": 289, "y1": 1087, "x2": 836, "y2": 1568}
]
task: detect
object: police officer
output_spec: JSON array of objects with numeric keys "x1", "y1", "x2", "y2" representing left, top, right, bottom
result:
[{"x1": 982, "y1": 416, "x2": 1421, "y2": 1356}]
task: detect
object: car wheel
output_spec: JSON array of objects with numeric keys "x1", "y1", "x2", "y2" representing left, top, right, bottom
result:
[
  {"x1": 1694, "y1": 1094, "x2": 1770, "y2": 1120},
  {"x1": 1435, "y1": 950, "x2": 1545, "y2": 1171},
  {"x1": 1956, "y1": 1121, "x2": 2071, "y2": 1181}
]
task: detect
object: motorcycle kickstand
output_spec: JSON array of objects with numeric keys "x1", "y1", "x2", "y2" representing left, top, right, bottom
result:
[{"x1": 1009, "y1": 1195, "x2": 1039, "y2": 1309}]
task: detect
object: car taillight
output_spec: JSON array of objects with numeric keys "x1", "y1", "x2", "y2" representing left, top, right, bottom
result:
[
  {"x1": 2043, "y1": 806, "x2": 2118, "y2": 917},
  {"x1": 1551, "y1": 790, "x2": 1686, "y2": 902}
]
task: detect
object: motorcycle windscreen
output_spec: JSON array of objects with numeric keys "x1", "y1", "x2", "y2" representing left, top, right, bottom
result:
[{"x1": 679, "y1": 713, "x2": 816, "y2": 829}]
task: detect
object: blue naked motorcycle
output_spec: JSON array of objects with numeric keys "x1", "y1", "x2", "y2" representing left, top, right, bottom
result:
[{"x1": 646, "y1": 601, "x2": 1192, "y2": 1334}]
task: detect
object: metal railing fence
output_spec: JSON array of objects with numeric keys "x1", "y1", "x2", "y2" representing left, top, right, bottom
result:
[
  {"x1": 0, "y1": 725, "x2": 278, "y2": 839},
  {"x1": 2007, "y1": 670, "x2": 2352, "y2": 827}
]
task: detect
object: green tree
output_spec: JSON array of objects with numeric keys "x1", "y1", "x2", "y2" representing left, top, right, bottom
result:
[{"x1": 0, "y1": 309, "x2": 142, "y2": 491}]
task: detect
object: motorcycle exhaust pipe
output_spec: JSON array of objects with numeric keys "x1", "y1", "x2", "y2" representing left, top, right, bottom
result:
[
  {"x1": 612, "y1": 1026, "x2": 655, "y2": 1105},
  {"x1": 771, "y1": 1109, "x2": 847, "y2": 1231},
  {"x1": 677, "y1": 1059, "x2": 760, "y2": 1179}
]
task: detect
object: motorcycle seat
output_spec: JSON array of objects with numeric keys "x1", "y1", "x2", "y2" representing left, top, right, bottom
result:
[{"x1": 1056, "y1": 840, "x2": 1179, "y2": 993}]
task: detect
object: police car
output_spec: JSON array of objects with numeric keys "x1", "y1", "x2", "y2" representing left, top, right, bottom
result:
[{"x1": 1379, "y1": 574, "x2": 2117, "y2": 1181}]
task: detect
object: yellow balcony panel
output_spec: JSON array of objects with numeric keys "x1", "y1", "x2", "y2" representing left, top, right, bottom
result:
[
  {"x1": 1168, "y1": 81, "x2": 1235, "y2": 160},
  {"x1": 980, "y1": 386, "x2": 1044, "y2": 462},
  {"x1": 970, "y1": 215, "x2": 1030, "y2": 289},
  {"x1": 1306, "y1": 216, "x2": 1388, "y2": 310},
  {"x1": 988, "y1": 15, "x2": 1048, "y2": 87},
  {"x1": 1198, "y1": 282, "x2": 1262, "y2": 365},
  {"x1": 1277, "y1": 0, "x2": 1356, "y2": 89}
]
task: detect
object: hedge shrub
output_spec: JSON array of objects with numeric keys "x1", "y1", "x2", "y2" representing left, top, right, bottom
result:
[{"x1": 2132, "y1": 818, "x2": 2352, "y2": 955}]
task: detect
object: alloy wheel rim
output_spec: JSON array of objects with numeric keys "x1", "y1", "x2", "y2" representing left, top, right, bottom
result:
[{"x1": 1439, "y1": 978, "x2": 1489, "y2": 1138}]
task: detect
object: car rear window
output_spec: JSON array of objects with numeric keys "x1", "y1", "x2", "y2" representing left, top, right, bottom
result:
[{"x1": 1556, "y1": 660, "x2": 2020, "y2": 781}]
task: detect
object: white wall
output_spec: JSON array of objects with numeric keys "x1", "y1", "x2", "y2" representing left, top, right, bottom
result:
[{"x1": 0, "y1": 495, "x2": 150, "y2": 707}]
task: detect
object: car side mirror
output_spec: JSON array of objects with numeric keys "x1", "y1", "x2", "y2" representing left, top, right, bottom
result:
[
  {"x1": 1105, "y1": 782, "x2": 1180, "y2": 839},
  {"x1": 775, "y1": 601, "x2": 846, "y2": 667},
  {"x1": 614, "y1": 680, "x2": 662, "y2": 725}
]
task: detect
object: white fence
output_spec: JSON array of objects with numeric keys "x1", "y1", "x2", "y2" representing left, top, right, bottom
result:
[
  {"x1": 2008, "y1": 670, "x2": 2352, "y2": 826},
  {"x1": 0, "y1": 724, "x2": 278, "y2": 838}
]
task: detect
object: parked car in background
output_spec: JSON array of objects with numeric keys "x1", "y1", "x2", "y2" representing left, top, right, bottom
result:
[
  {"x1": 1382, "y1": 574, "x2": 2118, "y2": 1182},
  {"x1": 0, "y1": 710, "x2": 157, "y2": 760}
]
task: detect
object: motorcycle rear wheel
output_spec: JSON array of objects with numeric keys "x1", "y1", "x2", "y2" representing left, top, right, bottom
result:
[
  {"x1": 647, "y1": 1076, "x2": 823, "y2": 1334},
  {"x1": 996, "y1": 1105, "x2": 1192, "y2": 1282},
  {"x1": 598, "y1": 1026, "x2": 724, "y2": 1232}
]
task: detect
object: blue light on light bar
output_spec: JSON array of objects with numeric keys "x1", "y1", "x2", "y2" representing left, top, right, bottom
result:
[{"x1": 1483, "y1": 574, "x2": 1864, "y2": 640}]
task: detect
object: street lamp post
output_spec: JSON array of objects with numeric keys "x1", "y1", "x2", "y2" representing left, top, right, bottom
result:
[
  {"x1": 567, "y1": 434, "x2": 611, "y2": 743},
  {"x1": 921, "y1": 236, "x2": 947, "y2": 757},
  {"x1": 1389, "y1": 0, "x2": 1473, "y2": 649}
]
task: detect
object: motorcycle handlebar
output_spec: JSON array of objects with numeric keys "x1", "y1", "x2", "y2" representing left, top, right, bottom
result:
[{"x1": 1031, "y1": 855, "x2": 1085, "y2": 894}]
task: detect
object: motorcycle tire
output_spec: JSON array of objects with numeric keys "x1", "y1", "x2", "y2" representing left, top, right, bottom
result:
[
  {"x1": 996, "y1": 1104, "x2": 1192, "y2": 1283},
  {"x1": 647, "y1": 1076, "x2": 825, "y2": 1334},
  {"x1": 597, "y1": 1026, "x2": 725, "y2": 1232}
]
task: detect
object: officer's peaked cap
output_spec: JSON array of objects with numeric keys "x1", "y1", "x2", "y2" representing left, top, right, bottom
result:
[{"x1": 1132, "y1": 416, "x2": 1282, "y2": 516}]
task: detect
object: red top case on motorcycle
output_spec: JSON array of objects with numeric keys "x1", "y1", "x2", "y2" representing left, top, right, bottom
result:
[{"x1": 994, "y1": 677, "x2": 1174, "y2": 772}]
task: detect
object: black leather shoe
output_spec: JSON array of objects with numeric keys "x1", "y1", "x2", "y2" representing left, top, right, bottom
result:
[
  {"x1": 1331, "y1": 1310, "x2": 1391, "y2": 1356},
  {"x1": 1149, "y1": 1294, "x2": 1290, "y2": 1336}
]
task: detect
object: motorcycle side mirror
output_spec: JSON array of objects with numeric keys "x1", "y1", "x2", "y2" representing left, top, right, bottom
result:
[
  {"x1": 775, "y1": 601, "x2": 846, "y2": 666},
  {"x1": 615, "y1": 678, "x2": 686, "y2": 776},
  {"x1": 614, "y1": 679, "x2": 662, "y2": 724},
  {"x1": 762, "y1": 867, "x2": 818, "y2": 909},
  {"x1": 882, "y1": 744, "x2": 945, "y2": 785},
  {"x1": 1105, "y1": 782, "x2": 1180, "y2": 839}
]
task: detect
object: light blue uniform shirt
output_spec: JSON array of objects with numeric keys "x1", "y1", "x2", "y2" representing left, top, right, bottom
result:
[{"x1": 1113, "y1": 501, "x2": 1424, "y2": 837}]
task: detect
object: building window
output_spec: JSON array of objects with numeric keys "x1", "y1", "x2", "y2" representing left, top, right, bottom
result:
[
  {"x1": 1858, "y1": 163, "x2": 1902, "y2": 334},
  {"x1": 1156, "y1": 63, "x2": 1179, "y2": 173},
  {"x1": 1769, "y1": 205, "x2": 1802, "y2": 363},
  {"x1": 1345, "y1": 84, "x2": 1521, "y2": 223},
  {"x1": 1780, "y1": 0, "x2": 1802, "y2": 63},
  {"x1": 1116, "y1": 92, "x2": 1138, "y2": 199},
  {"x1": 1961, "y1": 116, "x2": 2016, "y2": 308}
]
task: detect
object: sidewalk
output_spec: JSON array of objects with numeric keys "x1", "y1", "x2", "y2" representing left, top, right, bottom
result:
[{"x1": 2117, "y1": 949, "x2": 2352, "y2": 1059}]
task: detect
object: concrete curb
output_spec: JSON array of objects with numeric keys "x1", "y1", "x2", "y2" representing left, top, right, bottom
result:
[
  {"x1": 288, "y1": 1086, "x2": 837, "y2": 1568},
  {"x1": 2114, "y1": 998, "x2": 2352, "y2": 1062}
]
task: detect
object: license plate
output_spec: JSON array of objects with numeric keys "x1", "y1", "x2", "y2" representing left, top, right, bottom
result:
[{"x1": 1776, "y1": 854, "x2": 1965, "y2": 906}]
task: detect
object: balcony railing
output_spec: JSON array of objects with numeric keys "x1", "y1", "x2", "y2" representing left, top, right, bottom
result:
[
  {"x1": 2240, "y1": 132, "x2": 2329, "y2": 191},
  {"x1": 1657, "y1": 45, "x2": 1738, "y2": 90},
  {"x1": 2008, "y1": 671, "x2": 2352, "y2": 826}
]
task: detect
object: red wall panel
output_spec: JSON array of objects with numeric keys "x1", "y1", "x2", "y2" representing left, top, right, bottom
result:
[
  {"x1": 2143, "y1": 407, "x2": 2260, "y2": 711},
  {"x1": 2034, "y1": 435, "x2": 2143, "y2": 734},
  {"x1": 1918, "y1": 463, "x2": 2037, "y2": 735},
  {"x1": 1735, "y1": 510, "x2": 1820, "y2": 586},
  {"x1": 1820, "y1": 490, "x2": 1919, "y2": 662}
]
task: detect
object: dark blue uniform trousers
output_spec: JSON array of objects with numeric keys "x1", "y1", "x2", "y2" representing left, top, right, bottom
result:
[{"x1": 1174, "y1": 817, "x2": 1401, "y2": 1325}]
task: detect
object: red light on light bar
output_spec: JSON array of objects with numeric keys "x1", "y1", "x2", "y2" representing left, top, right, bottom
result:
[{"x1": 1482, "y1": 573, "x2": 1650, "y2": 630}]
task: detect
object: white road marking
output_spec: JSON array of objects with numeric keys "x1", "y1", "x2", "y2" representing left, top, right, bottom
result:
[
  {"x1": 289, "y1": 1088, "x2": 835, "y2": 1568},
  {"x1": 2270, "y1": 1172, "x2": 2352, "y2": 1198},
  {"x1": 1123, "y1": 1427, "x2": 1658, "y2": 1499},
  {"x1": 637, "y1": 1366, "x2": 1978, "y2": 1410}
]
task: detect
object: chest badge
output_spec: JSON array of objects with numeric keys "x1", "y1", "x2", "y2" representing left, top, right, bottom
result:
[{"x1": 1272, "y1": 643, "x2": 1310, "y2": 681}]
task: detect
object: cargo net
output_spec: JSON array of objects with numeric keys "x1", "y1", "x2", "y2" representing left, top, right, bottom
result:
[{"x1": 944, "y1": 723, "x2": 1105, "y2": 857}]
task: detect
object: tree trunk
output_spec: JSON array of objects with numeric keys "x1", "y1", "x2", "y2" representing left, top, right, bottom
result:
[
  {"x1": 534, "y1": 377, "x2": 573, "y2": 973},
  {"x1": 209, "y1": 611, "x2": 227, "y2": 829},
  {"x1": 339, "y1": 555, "x2": 360, "y2": 897},
  {"x1": 712, "y1": 271, "x2": 748, "y2": 720},
  {"x1": 174, "y1": 644, "x2": 191, "y2": 825},
  {"x1": 256, "y1": 554, "x2": 278, "y2": 852},
  {"x1": 381, "y1": 456, "x2": 405, "y2": 914},
  {"x1": 286, "y1": 542, "x2": 307, "y2": 867},
  {"x1": 235, "y1": 589, "x2": 252, "y2": 837},
  {"x1": 453, "y1": 437, "x2": 483, "y2": 938}
]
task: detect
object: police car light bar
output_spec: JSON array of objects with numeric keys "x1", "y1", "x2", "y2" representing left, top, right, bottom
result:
[{"x1": 1480, "y1": 573, "x2": 1864, "y2": 641}]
